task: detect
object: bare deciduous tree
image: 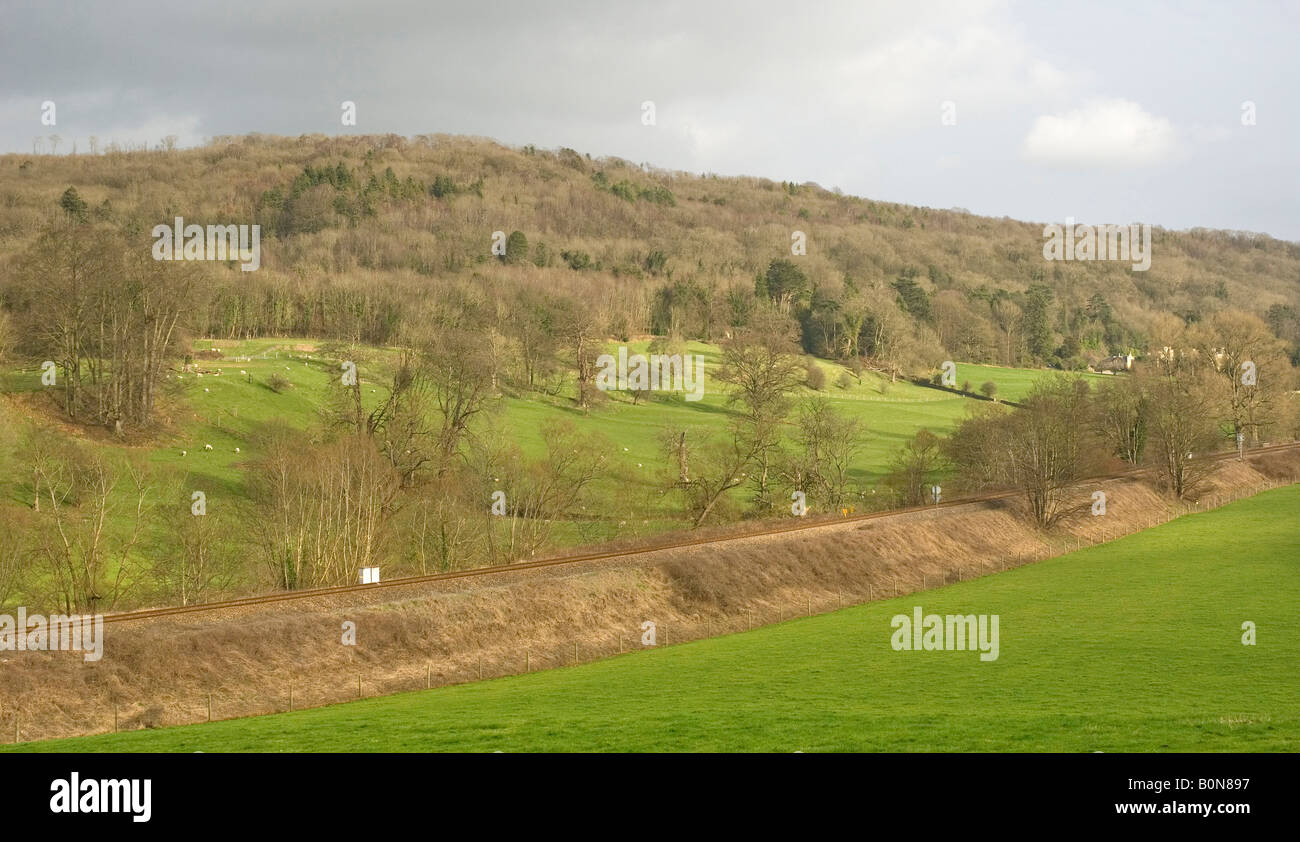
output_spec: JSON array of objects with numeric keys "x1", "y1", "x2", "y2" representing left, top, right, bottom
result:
[
  {"x1": 1143, "y1": 370, "x2": 1225, "y2": 498},
  {"x1": 885, "y1": 428, "x2": 946, "y2": 507},
  {"x1": 1093, "y1": 376, "x2": 1148, "y2": 464}
]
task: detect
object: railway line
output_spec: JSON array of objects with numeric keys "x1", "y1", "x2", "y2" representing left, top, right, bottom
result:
[{"x1": 100, "y1": 441, "x2": 1300, "y2": 626}]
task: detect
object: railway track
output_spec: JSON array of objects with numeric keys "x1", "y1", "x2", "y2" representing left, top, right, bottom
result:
[{"x1": 100, "y1": 441, "x2": 1300, "y2": 626}]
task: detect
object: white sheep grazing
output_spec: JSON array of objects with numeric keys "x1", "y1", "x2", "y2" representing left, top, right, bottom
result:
[
  {"x1": 240, "y1": 370, "x2": 247, "y2": 376},
  {"x1": 180, "y1": 450, "x2": 187, "y2": 457},
  {"x1": 204, "y1": 388, "x2": 209, "y2": 392},
  {"x1": 234, "y1": 447, "x2": 240, "y2": 453},
  {"x1": 204, "y1": 444, "x2": 213, "y2": 451},
  {"x1": 196, "y1": 372, "x2": 203, "y2": 378}
]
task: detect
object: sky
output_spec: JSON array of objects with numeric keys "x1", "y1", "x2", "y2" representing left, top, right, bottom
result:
[{"x1": 2, "y1": 0, "x2": 1298, "y2": 239}]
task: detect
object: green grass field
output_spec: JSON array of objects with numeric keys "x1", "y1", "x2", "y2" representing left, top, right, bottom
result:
[
  {"x1": 17, "y1": 483, "x2": 1298, "y2": 753},
  {"x1": 2, "y1": 340, "x2": 1072, "y2": 553},
  {"x1": 953, "y1": 361, "x2": 1110, "y2": 403},
  {"x1": 0, "y1": 342, "x2": 1126, "y2": 607}
]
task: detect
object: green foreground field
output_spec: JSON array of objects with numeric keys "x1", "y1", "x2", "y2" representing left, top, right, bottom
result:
[{"x1": 15, "y1": 483, "x2": 1299, "y2": 753}]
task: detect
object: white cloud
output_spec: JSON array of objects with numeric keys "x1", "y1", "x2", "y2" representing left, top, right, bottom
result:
[
  {"x1": 1022, "y1": 98, "x2": 1177, "y2": 168},
  {"x1": 827, "y1": 20, "x2": 1074, "y2": 134}
]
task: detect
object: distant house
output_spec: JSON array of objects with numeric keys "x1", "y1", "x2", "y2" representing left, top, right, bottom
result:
[{"x1": 1092, "y1": 353, "x2": 1134, "y2": 374}]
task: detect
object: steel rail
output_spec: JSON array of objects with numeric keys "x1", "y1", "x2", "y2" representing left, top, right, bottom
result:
[{"x1": 98, "y1": 441, "x2": 1299, "y2": 625}]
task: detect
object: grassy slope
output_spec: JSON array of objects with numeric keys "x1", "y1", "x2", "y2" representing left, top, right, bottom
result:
[
  {"x1": 9, "y1": 340, "x2": 1067, "y2": 604},
  {"x1": 18, "y1": 484, "x2": 1299, "y2": 753},
  {"x1": 953, "y1": 361, "x2": 1109, "y2": 403},
  {"x1": 3, "y1": 339, "x2": 1046, "y2": 537},
  {"x1": 4, "y1": 342, "x2": 1069, "y2": 488}
]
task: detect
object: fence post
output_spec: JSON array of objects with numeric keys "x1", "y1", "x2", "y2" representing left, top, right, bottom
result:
[
  {"x1": 573, "y1": 642, "x2": 578, "y2": 666},
  {"x1": 426, "y1": 664, "x2": 431, "y2": 690},
  {"x1": 113, "y1": 704, "x2": 118, "y2": 733},
  {"x1": 357, "y1": 674, "x2": 362, "y2": 698},
  {"x1": 207, "y1": 694, "x2": 213, "y2": 722},
  {"x1": 526, "y1": 649, "x2": 530, "y2": 672},
  {"x1": 478, "y1": 655, "x2": 483, "y2": 680},
  {"x1": 13, "y1": 713, "x2": 18, "y2": 745},
  {"x1": 290, "y1": 685, "x2": 294, "y2": 712}
]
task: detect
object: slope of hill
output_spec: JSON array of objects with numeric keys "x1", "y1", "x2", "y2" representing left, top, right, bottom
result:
[
  {"x1": 13, "y1": 482, "x2": 1297, "y2": 753},
  {"x1": 2, "y1": 133, "x2": 1298, "y2": 371},
  {"x1": 0, "y1": 334, "x2": 1069, "y2": 611},
  {"x1": 0, "y1": 134, "x2": 1296, "y2": 616}
]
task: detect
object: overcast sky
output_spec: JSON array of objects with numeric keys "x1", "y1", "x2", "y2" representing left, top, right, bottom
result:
[{"x1": 3, "y1": 0, "x2": 1298, "y2": 239}]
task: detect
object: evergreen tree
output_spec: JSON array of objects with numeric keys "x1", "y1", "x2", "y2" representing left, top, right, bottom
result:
[
  {"x1": 1022, "y1": 284, "x2": 1055, "y2": 361},
  {"x1": 59, "y1": 187, "x2": 88, "y2": 223}
]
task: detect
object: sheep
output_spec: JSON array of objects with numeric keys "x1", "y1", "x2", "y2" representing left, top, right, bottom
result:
[
  {"x1": 240, "y1": 370, "x2": 247, "y2": 376},
  {"x1": 234, "y1": 447, "x2": 240, "y2": 453},
  {"x1": 180, "y1": 450, "x2": 187, "y2": 457},
  {"x1": 204, "y1": 388, "x2": 209, "y2": 392},
  {"x1": 204, "y1": 444, "x2": 213, "y2": 451}
]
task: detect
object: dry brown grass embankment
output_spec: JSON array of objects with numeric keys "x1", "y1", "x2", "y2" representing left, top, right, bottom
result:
[{"x1": 2, "y1": 450, "x2": 1295, "y2": 743}]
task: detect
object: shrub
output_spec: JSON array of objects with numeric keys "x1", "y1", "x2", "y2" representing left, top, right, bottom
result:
[
  {"x1": 561, "y1": 250, "x2": 591, "y2": 270},
  {"x1": 805, "y1": 363, "x2": 826, "y2": 390},
  {"x1": 268, "y1": 373, "x2": 292, "y2": 393},
  {"x1": 504, "y1": 230, "x2": 528, "y2": 264}
]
